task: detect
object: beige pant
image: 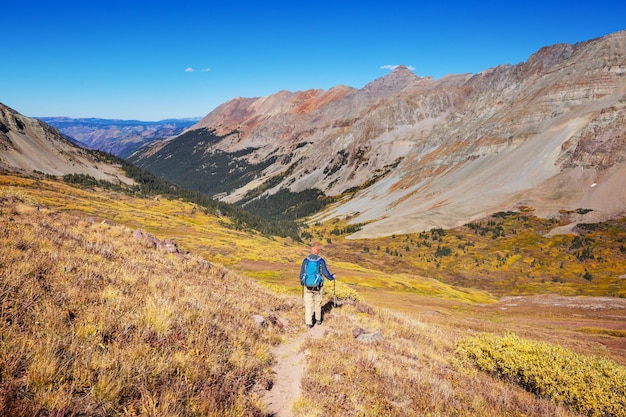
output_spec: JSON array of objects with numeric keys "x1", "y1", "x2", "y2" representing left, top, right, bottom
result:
[{"x1": 303, "y1": 286, "x2": 324, "y2": 325}]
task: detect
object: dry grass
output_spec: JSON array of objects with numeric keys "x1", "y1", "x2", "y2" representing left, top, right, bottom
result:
[
  {"x1": 297, "y1": 305, "x2": 582, "y2": 417},
  {"x1": 2, "y1": 175, "x2": 626, "y2": 416},
  {"x1": 0, "y1": 197, "x2": 300, "y2": 416}
]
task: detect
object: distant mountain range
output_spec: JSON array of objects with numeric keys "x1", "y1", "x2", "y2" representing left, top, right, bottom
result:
[
  {"x1": 38, "y1": 117, "x2": 200, "y2": 158},
  {"x1": 128, "y1": 30, "x2": 626, "y2": 238},
  {"x1": 3, "y1": 30, "x2": 626, "y2": 239}
]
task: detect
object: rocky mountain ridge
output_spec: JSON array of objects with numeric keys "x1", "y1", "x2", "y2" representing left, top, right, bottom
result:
[
  {"x1": 130, "y1": 30, "x2": 626, "y2": 238},
  {"x1": 0, "y1": 103, "x2": 132, "y2": 183}
]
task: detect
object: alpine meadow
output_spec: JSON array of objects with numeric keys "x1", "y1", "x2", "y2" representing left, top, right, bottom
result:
[{"x1": 2, "y1": 28, "x2": 626, "y2": 417}]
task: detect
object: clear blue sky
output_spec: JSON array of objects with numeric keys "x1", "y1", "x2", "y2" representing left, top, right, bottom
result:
[{"x1": 3, "y1": 1, "x2": 624, "y2": 121}]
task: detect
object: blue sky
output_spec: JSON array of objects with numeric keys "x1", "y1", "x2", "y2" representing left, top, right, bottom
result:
[{"x1": 3, "y1": 1, "x2": 625, "y2": 121}]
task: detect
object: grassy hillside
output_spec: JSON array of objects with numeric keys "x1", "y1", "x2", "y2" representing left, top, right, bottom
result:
[
  {"x1": 1, "y1": 175, "x2": 493, "y2": 305},
  {"x1": 2, "y1": 175, "x2": 625, "y2": 416},
  {"x1": 301, "y1": 210, "x2": 626, "y2": 298},
  {"x1": 0, "y1": 192, "x2": 296, "y2": 416}
]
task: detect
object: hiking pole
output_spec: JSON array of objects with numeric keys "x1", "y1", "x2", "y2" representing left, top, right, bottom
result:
[{"x1": 333, "y1": 277, "x2": 337, "y2": 308}]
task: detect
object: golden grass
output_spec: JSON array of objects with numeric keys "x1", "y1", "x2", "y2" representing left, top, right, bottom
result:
[
  {"x1": 298, "y1": 305, "x2": 581, "y2": 417},
  {"x1": 0, "y1": 197, "x2": 300, "y2": 416},
  {"x1": 304, "y1": 213, "x2": 626, "y2": 298},
  {"x1": 3, "y1": 176, "x2": 501, "y2": 309},
  {"x1": 577, "y1": 327, "x2": 626, "y2": 337},
  {"x1": 2, "y1": 175, "x2": 626, "y2": 416}
]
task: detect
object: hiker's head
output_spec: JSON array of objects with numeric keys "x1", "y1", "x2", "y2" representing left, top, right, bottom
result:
[{"x1": 310, "y1": 245, "x2": 320, "y2": 255}]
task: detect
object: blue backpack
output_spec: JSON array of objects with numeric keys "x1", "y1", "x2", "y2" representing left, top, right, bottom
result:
[{"x1": 303, "y1": 257, "x2": 323, "y2": 288}]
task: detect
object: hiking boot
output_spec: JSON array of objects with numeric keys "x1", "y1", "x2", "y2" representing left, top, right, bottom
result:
[
  {"x1": 316, "y1": 320, "x2": 323, "y2": 326},
  {"x1": 306, "y1": 324, "x2": 314, "y2": 328}
]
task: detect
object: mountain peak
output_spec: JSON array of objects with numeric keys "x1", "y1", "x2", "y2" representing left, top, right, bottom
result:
[
  {"x1": 363, "y1": 65, "x2": 419, "y2": 95},
  {"x1": 391, "y1": 64, "x2": 413, "y2": 74},
  {"x1": 129, "y1": 30, "x2": 626, "y2": 238}
]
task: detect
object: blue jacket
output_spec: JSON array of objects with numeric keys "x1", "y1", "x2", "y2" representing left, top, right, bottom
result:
[{"x1": 300, "y1": 254, "x2": 334, "y2": 286}]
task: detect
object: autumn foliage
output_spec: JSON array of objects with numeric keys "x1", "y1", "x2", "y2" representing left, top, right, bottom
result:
[{"x1": 1, "y1": 176, "x2": 625, "y2": 416}]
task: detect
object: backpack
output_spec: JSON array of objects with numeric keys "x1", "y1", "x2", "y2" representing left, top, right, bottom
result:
[{"x1": 303, "y1": 257, "x2": 323, "y2": 288}]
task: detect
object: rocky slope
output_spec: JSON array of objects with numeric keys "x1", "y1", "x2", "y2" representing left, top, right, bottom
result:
[
  {"x1": 127, "y1": 31, "x2": 626, "y2": 237},
  {"x1": 0, "y1": 104, "x2": 132, "y2": 183}
]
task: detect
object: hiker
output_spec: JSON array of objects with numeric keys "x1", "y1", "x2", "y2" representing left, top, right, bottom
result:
[{"x1": 300, "y1": 245, "x2": 335, "y2": 328}]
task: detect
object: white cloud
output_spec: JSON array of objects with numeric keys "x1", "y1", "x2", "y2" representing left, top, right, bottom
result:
[
  {"x1": 381, "y1": 64, "x2": 416, "y2": 71},
  {"x1": 185, "y1": 67, "x2": 211, "y2": 73}
]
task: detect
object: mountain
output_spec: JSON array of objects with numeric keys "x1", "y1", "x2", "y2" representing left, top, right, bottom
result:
[
  {"x1": 0, "y1": 103, "x2": 132, "y2": 183},
  {"x1": 129, "y1": 30, "x2": 626, "y2": 238},
  {"x1": 38, "y1": 117, "x2": 199, "y2": 158}
]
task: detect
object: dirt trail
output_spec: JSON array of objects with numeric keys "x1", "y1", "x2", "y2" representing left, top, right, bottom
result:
[{"x1": 262, "y1": 324, "x2": 326, "y2": 417}]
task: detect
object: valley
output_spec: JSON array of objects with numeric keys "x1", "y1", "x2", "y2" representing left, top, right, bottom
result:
[
  {"x1": 128, "y1": 31, "x2": 626, "y2": 240},
  {"x1": 1, "y1": 28, "x2": 626, "y2": 417},
  {"x1": 38, "y1": 117, "x2": 199, "y2": 158},
  {"x1": 2, "y1": 175, "x2": 625, "y2": 416},
  {"x1": 3, "y1": 174, "x2": 624, "y2": 367}
]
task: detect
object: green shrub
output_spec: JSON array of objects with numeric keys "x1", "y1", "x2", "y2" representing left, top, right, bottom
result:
[
  {"x1": 435, "y1": 245, "x2": 452, "y2": 257},
  {"x1": 456, "y1": 332, "x2": 626, "y2": 417}
]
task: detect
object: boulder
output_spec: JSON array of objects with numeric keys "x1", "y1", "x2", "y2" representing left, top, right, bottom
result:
[
  {"x1": 252, "y1": 314, "x2": 267, "y2": 328},
  {"x1": 157, "y1": 239, "x2": 179, "y2": 254},
  {"x1": 356, "y1": 329, "x2": 384, "y2": 344}
]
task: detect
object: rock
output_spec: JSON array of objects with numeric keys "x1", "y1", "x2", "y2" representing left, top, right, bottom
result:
[
  {"x1": 132, "y1": 229, "x2": 180, "y2": 253},
  {"x1": 252, "y1": 314, "x2": 267, "y2": 328},
  {"x1": 145, "y1": 235, "x2": 159, "y2": 249},
  {"x1": 356, "y1": 330, "x2": 384, "y2": 344},
  {"x1": 132, "y1": 229, "x2": 158, "y2": 249},
  {"x1": 254, "y1": 314, "x2": 288, "y2": 331},
  {"x1": 352, "y1": 327, "x2": 365, "y2": 338},
  {"x1": 197, "y1": 258, "x2": 213, "y2": 270},
  {"x1": 157, "y1": 239, "x2": 179, "y2": 254},
  {"x1": 277, "y1": 316, "x2": 289, "y2": 330},
  {"x1": 266, "y1": 314, "x2": 287, "y2": 331}
]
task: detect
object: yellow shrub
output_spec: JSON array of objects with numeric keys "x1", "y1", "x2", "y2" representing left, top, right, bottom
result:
[
  {"x1": 456, "y1": 332, "x2": 626, "y2": 416},
  {"x1": 331, "y1": 280, "x2": 360, "y2": 301}
]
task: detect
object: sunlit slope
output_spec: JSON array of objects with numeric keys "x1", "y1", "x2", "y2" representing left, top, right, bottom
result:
[
  {"x1": 0, "y1": 188, "x2": 297, "y2": 416},
  {"x1": 1, "y1": 175, "x2": 495, "y2": 306},
  {"x1": 3, "y1": 175, "x2": 625, "y2": 301},
  {"x1": 3, "y1": 174, "x2": 626, "y2": 417},
  {"x1": 301, "y1": 212, "x2": 626, "y2": 298}
]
